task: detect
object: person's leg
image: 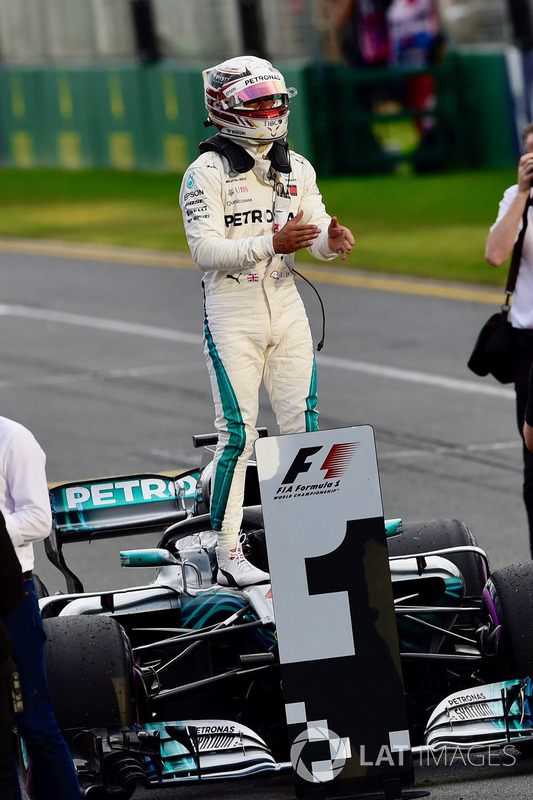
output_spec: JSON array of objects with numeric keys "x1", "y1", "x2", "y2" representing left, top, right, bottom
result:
[
  {"x1": 521, "y1": 440, "x2": 533, "y2": 554},
  {"x1": 0, "y1": 673, "x2": 20, "y2": 800},
  {"x1": 513, "y1": 330, "x2": 533, "y2": 556},
  {"x1": 5, "y1": 578, "x2": 81, "y2": 800},
  {"x1": 265, "y1": 311, "x2": 318, "y2": 435},
  {"x1": 205, "y1": 331, "x2": 262, "y2": 545},
  {"x1": 203, "y1": 297, "x2": 270, "y2": 586}
]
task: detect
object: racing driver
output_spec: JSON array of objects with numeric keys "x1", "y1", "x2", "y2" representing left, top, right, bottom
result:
[{"x1": 179, "y1": 55, "x2": 354, "y2": 588}]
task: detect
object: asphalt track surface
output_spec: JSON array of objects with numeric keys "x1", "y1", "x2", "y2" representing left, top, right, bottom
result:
[{"x1": 2, "y1": 239, "x2": 532, "y2": 799}]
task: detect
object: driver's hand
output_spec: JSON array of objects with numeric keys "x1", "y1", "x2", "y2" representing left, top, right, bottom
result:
[
  {"x1": 273, "y1": 210, "x2": 320, "y2": 254},
  {"x1": 327, "y1": 216, "x2": 354, "y2": 261}
]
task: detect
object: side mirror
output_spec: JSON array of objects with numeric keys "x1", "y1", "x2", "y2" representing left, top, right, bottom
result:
[
  {"x1": 384, "y1": 518, "x2": 403, "y2": 538},
  {"x1": 120, "y1": 548, "x2": 179, "y2": 567}
]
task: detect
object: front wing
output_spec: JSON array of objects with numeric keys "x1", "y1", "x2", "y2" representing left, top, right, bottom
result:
[
  {"x1": 424, "y1": 678, "x2": 533, "y2": 750},
  {"x1": 142, "y1": 719, "x2": 286, "y2": 782},
  {"x1": 72, "y1": 718, "x2": 289, "y2": 794},
  {"x1": 73, "y1": 680, "x2": 533, "y2": 793}
]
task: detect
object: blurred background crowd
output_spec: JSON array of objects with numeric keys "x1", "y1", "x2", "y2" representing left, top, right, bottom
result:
[
  {"x1": 0, "y1": 0, "x2": 530, "y2": 176},
  {"x1": 0, "y1": 0, "x2": 510, "y2": 66}
]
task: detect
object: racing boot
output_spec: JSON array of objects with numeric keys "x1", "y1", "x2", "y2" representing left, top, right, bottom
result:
[{"x1": 215, "y1": 545, "x2": 270, "y2": 587}]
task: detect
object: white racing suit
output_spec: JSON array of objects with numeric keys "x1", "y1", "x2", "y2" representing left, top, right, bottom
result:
[{"x1": 179, "y1": 140, "x2": 337, "y2": 545}]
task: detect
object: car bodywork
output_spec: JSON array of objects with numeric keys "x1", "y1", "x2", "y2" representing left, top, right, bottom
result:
[{"x1": 33, "y1": 433, "x2": 533, "y2": 797}]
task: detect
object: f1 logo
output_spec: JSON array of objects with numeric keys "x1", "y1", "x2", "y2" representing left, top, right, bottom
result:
[
  {"x1": 282, "y1": 443, "x2": 359, "y2": 484},
  {"x1": 282, "y1": 446, "x2": 322, "y2": 485}
]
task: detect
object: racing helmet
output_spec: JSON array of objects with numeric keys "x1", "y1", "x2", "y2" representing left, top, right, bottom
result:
[{"x1": 203, "y1": 55, "x2": 296, "y2": 142}]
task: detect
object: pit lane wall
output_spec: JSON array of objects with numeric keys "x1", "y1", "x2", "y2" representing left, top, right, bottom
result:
[{"x1": 0, "y1": 49, "x2": 517, "y2": 176}]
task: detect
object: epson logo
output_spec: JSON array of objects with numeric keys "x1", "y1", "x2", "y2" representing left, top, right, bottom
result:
[{"x1": 184, "y1": 189, "x2": 204, "y2": 200}]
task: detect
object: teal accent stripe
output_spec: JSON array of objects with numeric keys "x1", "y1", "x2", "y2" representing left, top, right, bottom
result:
[
  {"x1": 203, "y1": 304, "x2": 246, "y2": 530},
  {"x1": 305, "y1": 357, "x2": 319, "y2": 432}
]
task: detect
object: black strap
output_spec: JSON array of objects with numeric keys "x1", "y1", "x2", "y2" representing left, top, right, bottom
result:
[
  {"x1": 505, "y1": 195, "x2": 532, "y2": 304},
  {"x1": 269, "y1": 139, "x2": 291, "y2": 174},
  {"x1": 198, "y1": 134, "x2": 291, "y2": 175},
  {"x1": 199, "y1": 135, "x2": 254, "y2": 174}
]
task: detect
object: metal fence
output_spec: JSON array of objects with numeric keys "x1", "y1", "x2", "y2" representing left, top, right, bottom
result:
[
  {"x1": 153, "y1": 0, "x2": 242, "y2": 61},
  {"x1": 0, "y1": 0, "x2": 514, "y2": 66},
  {"x1": 438, "y1": 0, "x2": 511, "y2": 47},
  {"x1": 0, "y1": 0, "x2": 135, "y2": 64}
]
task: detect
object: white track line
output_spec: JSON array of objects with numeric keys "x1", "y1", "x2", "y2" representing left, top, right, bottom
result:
[{"x1": 0, "y1": 303, "x2": 514, "y2": 399}]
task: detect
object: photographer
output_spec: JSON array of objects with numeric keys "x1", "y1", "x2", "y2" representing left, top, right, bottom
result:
[{"x1": 486, "y1": 122, "x2": 533, "y2": 554}]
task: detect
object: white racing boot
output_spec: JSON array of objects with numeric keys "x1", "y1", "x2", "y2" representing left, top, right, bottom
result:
[{"x1": 216, "y1": 545, "x2": 270, "y2": 587}]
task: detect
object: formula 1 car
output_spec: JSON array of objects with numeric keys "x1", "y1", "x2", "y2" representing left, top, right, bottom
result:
[{"x1": 28, "y1": 430, "x2": 533, "y2": 798}]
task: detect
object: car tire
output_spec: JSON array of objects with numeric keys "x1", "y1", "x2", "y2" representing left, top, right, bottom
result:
[
  {"x1": 483, "y1": 563, "x2": 533, "y2": 756},
  {"x1": 43, "y1": 615, "x2": 135, "y2": 731},
  {"x1": 16, "y1": 617, "x2": 137, "y2": 799},
  {"x1": 44, "y1": 616, "x2": 138, "y2": 798},
  {"x1": 386, "y1": 518, "x2": 486, "y2": 597},
  {"x1": 483, "y1": 562, "x2": 533, "y2": 679}
]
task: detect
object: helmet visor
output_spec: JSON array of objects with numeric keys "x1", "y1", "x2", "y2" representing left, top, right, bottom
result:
[
  {"x1": 232, "y1": 93, "x2": 286, "y2": 112},
  {"x1": 223, "y1": 78, "x2": 288, "y2": 108}
]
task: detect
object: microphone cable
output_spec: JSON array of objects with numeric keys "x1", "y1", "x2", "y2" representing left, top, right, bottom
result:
[{"x1": 292, "y1": 268, "x2": 326, "y2": 352}]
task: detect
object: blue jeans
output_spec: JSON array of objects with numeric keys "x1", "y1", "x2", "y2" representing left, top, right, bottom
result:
[
  {"x1": 5, "y1": 578, "x2": 80, "y2": 800},
  {"x1": 0, "y1": 674, "x2": 21, "y2": 799}
]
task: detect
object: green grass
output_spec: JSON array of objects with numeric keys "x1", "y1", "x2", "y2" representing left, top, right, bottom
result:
[{"x1": 0, "y1": 167, "x2": 518, "y2": 286}]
